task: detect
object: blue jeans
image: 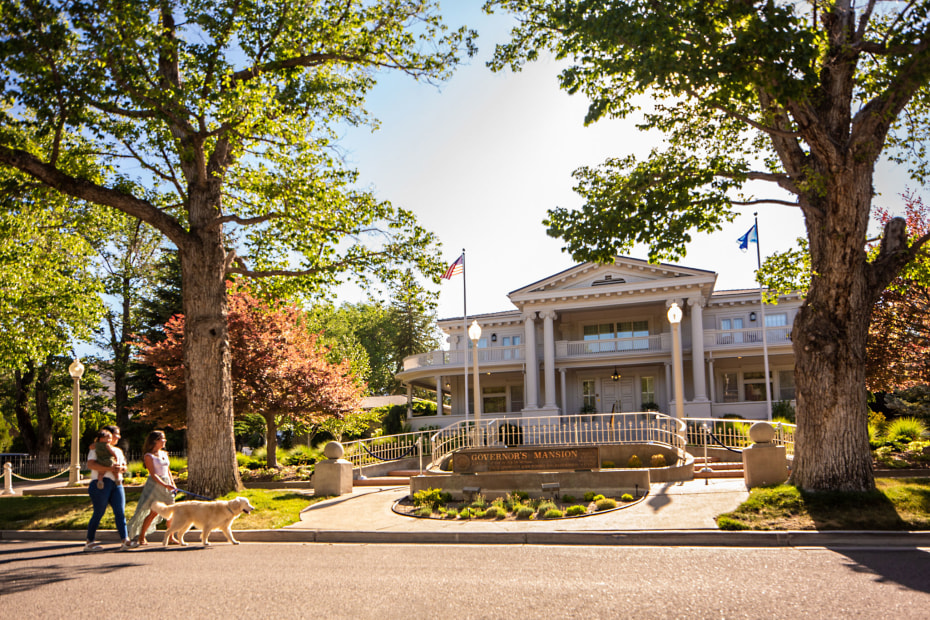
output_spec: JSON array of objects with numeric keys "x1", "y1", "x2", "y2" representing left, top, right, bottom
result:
[{"x1": 87, "y1": 478, "x2": 127, "y2": 542}]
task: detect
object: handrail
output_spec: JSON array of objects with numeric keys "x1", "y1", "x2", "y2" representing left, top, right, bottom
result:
[
  {"x1": 429, "y1": 411, "x2": 688, "y2": 470},
  {"x1": 683, "y1": 417, "x2": 796, "y2": 457},
  {"x1": 341, "y1": 430, "x2": 434, "y2": 469}
]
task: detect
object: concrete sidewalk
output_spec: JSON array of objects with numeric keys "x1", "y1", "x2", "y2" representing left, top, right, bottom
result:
[{"x1": 4, "y1": 476, "x2": 930, "y2": 547}]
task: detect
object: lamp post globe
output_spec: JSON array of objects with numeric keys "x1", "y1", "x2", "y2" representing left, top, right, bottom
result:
[
  {"x1": 468, "y1": 320, "x2": 482, "y2": 445},
  {"x1": 68, "y1": 358, "x2": 85, "y2": 486}
]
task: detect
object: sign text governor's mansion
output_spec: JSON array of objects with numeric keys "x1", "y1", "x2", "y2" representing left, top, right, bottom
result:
[{"x1": 396, "y1": 257, "x2": 801, "y2": 428}]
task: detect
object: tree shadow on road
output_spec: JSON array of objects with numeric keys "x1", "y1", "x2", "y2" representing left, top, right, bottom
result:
[{"x1": 832, "y1": 548, "x2": 930, "y2": 595}]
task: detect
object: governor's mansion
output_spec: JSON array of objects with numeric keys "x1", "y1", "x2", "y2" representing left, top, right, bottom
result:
[{"x1": 396, "y1": 257, "x2": 801, "y2": 428}]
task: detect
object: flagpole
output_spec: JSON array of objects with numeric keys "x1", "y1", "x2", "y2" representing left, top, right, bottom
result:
[
  {"x1": 753, "y1": 213, "x2": 773, "y2": 421},
  {"x1": 462, "y1": 248, "x2": 469, "y2": 424}
]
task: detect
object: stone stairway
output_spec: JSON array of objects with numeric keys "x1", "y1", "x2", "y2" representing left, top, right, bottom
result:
[
  {"x1": 693, "y1": 457, "x2": 745, "y2": 479},
  {"x1": 353, "y1": 469, "x2": 418, "y2": 487}
]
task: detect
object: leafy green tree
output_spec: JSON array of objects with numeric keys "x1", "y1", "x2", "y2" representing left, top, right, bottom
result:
[
  {"x1": 0, "y1": 1, "x2": 472, "y2": 496},
  {"x1": 488, "y1": 0, "x2": 930, "y2": 491}
]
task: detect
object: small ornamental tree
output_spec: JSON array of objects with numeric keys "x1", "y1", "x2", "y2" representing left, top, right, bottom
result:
[{"x1": 137, "y1": 285, "x2": 365, "y2": 468}]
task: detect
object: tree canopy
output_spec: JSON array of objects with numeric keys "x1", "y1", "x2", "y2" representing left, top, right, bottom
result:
[
  {"x1": 487, "y1": 0, "x2": 930, "y2": 491},
  {"x1": 0, "y1": 0, "x2": 473, "y2": 495}
]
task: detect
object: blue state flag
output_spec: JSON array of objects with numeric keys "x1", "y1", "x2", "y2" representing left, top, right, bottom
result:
[{"x1": 737, "y1": 224, "x2": 758, "y2": 252}]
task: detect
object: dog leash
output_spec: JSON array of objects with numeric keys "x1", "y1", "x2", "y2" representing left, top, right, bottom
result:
[{"x1": 172, "y1": 487, "x2": 215, "y2": 501}]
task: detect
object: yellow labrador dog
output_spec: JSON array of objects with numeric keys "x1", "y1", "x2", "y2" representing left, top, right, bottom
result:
[{"x1": 152, "y1": 496, "x2": 255, "y2": 546}]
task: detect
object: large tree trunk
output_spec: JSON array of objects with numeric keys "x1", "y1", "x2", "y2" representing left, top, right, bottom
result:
[
  {"x1": 13, "y1": 363, "x2": 37, "y2": 452},
  {"x1": 789, "y1": 166, "x2": 876, "y2": 491},
  {"x1": 264, "y1": 415, "x2": 278, "y2": 469},
  {"x1": 32, "y1": 358, "x2": 54, "y2": 472},
  {"x1": 113, "y1": 277, "x2": 132, "y2": 433},
  {"x1": 179, "y1": 188, "x2": 241, "y2": 497}
]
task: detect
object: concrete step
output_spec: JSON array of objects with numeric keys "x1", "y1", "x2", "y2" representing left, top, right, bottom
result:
[
  {"x1": 694, "y1": 469, "x2": 745, "y2": 479},
  {"x1": 694, "y1": 461, "x2": 744, "y2": 471},
  {"x1": 354, "y1": 477, "x2": 408, "y2": 487},
  {"x1": 387, "y1": 470, "x2": 421, "y2": 477}
]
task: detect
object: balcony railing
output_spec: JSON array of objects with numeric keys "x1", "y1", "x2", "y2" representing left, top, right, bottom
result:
[
  {"x1": 704, "y1": 326, "x2": 791, "y2": 349},
  {"x1": 402, "y1": 345, "x2": 525, "y2": 371},
  {"x1": 556, "y1": 334, "x2": 666, "y2": 357}
]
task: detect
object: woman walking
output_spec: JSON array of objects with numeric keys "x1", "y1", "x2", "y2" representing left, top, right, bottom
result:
[
  {"x1": 85, "y1": 425, "x2": 133, "y2": 552},
  {"x1": 127, "y1": 430, "x2": 178, "y2": 545}
]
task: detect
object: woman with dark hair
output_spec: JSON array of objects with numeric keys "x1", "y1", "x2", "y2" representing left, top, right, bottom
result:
[
  {"x1": 85, "y1": 425, "x2": 133, "y2": 552},
  {"x1": 127, "y1": 430, "x2": 178, "y2": 546}
]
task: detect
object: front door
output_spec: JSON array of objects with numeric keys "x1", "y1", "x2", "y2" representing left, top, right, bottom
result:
[{"x1": 601, "y1": 377, "x2": 635, "y2": 412}]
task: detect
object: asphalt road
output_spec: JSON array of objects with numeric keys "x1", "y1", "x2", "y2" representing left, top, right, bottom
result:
[{"x1": 3, "y1": 541, "x2": 930, "y2": 619}]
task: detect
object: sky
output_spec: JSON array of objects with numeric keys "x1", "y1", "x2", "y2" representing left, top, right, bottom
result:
[{"x1": 333, "y1": 3, "x2": 917, "y2": 322}]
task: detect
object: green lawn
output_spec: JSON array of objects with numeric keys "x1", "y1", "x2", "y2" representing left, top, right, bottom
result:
[
  {"x1": 0, "y1": 489, "x2": 327, "y2": 531},
  {"x1": 716, "y1": 477, "x2": 930, "y2": 530}
]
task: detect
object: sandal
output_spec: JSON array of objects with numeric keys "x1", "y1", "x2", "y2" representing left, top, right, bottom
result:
[
  {"x1": 83, "y1": 542, "x2": 104, "y2": 552},
  {"x1": 119, "y1": 540, "x2": 136, "y2": 551}
]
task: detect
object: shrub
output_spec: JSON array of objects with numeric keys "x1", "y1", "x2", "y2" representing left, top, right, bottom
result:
[
  {"x1": 886, "y1": 417, "x2": 928, "y2": 443},
  {"x1": 621, "y1": 493, "x2": 634, "y2": 502},
  {"x1": 413, "y1": 488, "x2": 452, "y2": 510},
  {"x1": 490, "y1": 497, "x2": 507, "y2": 511},
  {"x1": 458, "y1": 507, "x2": 474, "y2": 519},
  {"x1": 282, "y1": 445, "x2": 321, "y2": 467},
  {"x1": 498, "y1": 423, "x2": 523, "y2": 446},
  {"x1": 469, "y1": 494, "x2": 488, "y2": 509},
  {"x1": 509, "y1": 490, "x2": 529, "y2": 502},
  {"x1": 650, "y1": 454, "x2": 667, "y2": 467},
  {"x1": 627, "y1": 454, "x2": 642, "y2": 468},
  {"x1": 561, "y1": 494, "x2": 576, "y2": 503},
  {"x1": 126, "y1": 461, "x2": 147, "y2": 478},
  {"x1": 416, "y1": 506, "x2": 434, "y2": 518},
  {"x1": 536, "y1": 500, "x2": 557, "y2": 515},
  {"x1": 771, "y1": 400, "x2": 796, "y2": 423},
  {"x1": 641, "y1": 401, "x2": 659, "y2": 412},
  {"x1": 542, "y1": 508, "x2": 564, "y2": 519},
  {"x1": 595, "y1": 498, "x2": 618, "y2": 511},
  {"x1": 592, "y1": 494, "x2": 606, "y2": 502},
  {"x1": 515, "y1": 506, "x2": 535, "y2": 520},
  {"x1": 484, "y1": 505, "x2": 507, "y2": 520},
  {"x1": 601, "y1": 460, "x2": 615, "y2": 469},
  {"x1": 868, "y1": 422, "x2": 884, "y2": 449},
  {"x1": 583, "y1": 491, "x2": 596, "y2": 502},
  {"x1": 565, "y1": 505, "x2": 587, "y2": 517}
]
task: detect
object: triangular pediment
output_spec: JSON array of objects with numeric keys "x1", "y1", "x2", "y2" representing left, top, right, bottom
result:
[{"x1": 508, "y1": 257, "x2": 716, "y2": 299}]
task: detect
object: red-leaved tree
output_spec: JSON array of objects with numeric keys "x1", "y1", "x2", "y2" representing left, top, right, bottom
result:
[
  {"x1": 868, "y1": 193, "x2": 930, "y2": 392},
  {"x1": 137, "y1": 284, "x2": 364, "y2": 467}
]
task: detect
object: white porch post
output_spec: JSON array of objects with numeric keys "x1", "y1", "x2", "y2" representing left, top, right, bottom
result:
[
  {"x1": 542, "y1": 310, "x2": 558, "y2": 409},
  {"x1": 560, "y1": 368, "x2": 567, "y2": 415},
  {"x1": 688, "y1": 297, "x2": 708, "y2": 401},
  {"x1": 406, "y1": 383, "x2": 413, "y2": 420},
  {"x1": 708, "y1": 358, "x2": 716, "y2": 403},
  {"x1": 523, "y1": 312, "x2": 539, "y2": 410},
  {"x1": 435, "y1": 375, "x2": 443, "y2": 416},
  {"x1": 664, "y1": 362, "x2": 672, "y2": 409}
]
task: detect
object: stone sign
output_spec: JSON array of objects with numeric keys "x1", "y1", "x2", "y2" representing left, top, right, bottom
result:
[{"x1": 452, "y1": 446, "x2": 599, "y2": 473}]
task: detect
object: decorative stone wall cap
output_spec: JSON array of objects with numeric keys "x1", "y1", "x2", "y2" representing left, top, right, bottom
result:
[
  {"x1": 749, "y1": 422, "x2": 776, "y2": 444},
  {"x1": 323, "y1": 441, "x2": 345, "y2": 460}
]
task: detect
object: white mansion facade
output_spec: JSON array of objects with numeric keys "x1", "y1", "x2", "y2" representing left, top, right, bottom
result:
[{"x1": 397, "y1": 257, "x2": 801, "y2": 427}]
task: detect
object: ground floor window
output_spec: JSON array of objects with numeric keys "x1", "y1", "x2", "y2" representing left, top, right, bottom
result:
[
  {"x1": 743, "y1": 371, "x2": 773, "y2": 401},
  {"x1": 778, "y1": 369, "x2": 795, "y2": 400},
  {"x1": 722, "y1": 372, "x2": 739, "y2": 402},
  {"x1": 482, "y1": 386, "x2": 507, "y2": 414},
  {"x1": 640, "y1": 376, "x2": 655, "y2": 406},
  {"x1": 510, "y1": 385, "x2": 524, "y2": 411},
  {"x1": 582, "y1": 380, "x2": 596, "y2": 412}
]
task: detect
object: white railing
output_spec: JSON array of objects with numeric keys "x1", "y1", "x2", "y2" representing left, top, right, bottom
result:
[
  {"x1": 0, "y1": 451, "x2": 187, "y2": 476},
  {"x1": 556, "y1": 334, "x2": 665, "y2": 357},
  {"x1": 429, "y1": 412, "x2": 688, "y2": 469},
  {"x1": 341, "y1": 430, "x2": 435, "y2": 469},
  {"x1": 704, "y1": 326, "x2": 791, "y2": 349},
  {"x1": 402, "y1": 346, "x2": 524, "y2": 371},
  {"x1": 683, "y1": 417, "x2": 796, "y2": 457}
]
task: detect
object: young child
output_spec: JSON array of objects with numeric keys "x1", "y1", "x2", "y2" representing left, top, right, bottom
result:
[{"x1": 91, "y1": 429, "x2": 118, "y2": 489}]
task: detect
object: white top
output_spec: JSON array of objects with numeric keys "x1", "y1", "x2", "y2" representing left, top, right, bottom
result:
[
  {"x1": 146, "y1": 451, "x2": 170, "y2": 479},
  {"x1": 87, "y1": 445, "x2": 126, "y2": 482}
]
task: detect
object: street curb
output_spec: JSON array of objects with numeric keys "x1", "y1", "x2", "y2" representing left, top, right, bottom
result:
[{"x1": 3, "y1": 528, "x2": 929, "y2": 548}]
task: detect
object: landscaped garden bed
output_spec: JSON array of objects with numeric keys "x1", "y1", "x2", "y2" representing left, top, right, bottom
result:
[{"x1": 392, "y1": 488, "x2": 643, "y2": 521}]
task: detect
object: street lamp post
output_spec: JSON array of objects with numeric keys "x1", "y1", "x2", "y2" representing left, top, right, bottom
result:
[
  {"x1": 667, "y1": 303, "x2": 685, "y2": 420},
  {"x1": 468, "y1": 320, "x2": 482, "y2": 446},
  {"x1": 68, "y1": 358, "x2": 85, "y2": 486}
]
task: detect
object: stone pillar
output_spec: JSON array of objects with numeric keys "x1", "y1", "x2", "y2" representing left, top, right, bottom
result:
[
  {"x1": 688, "y1": 297, "x2": 708, "y2": 401},
  {"x1": 742, "y1": 422, "x2": 789, "y2": 488},
  {"x1": 541, "y1": 310, "x2": 558, "y2": 409},
  {"x1": 436, "y1": 375, "x2": 443, "y2": 416},
  {"x1": 314, "y1": 442, "x2": 353, "y2": 496},
  {"x1": 523, "y1": 312, "x2": 538, "y2": 410}
]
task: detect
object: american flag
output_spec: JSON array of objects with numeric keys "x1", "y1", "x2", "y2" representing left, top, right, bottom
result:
[{"x1": 441, "y1": 254, "x2": 464, "y2": 280}]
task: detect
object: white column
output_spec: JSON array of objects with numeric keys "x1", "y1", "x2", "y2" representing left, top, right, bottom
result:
[
  {"x1": 435, "y1": 375, "x2": 443, "y2": 416},
  {"x1": 688, "y1": 297, "x2": 708, "y2": 401},
  {"x1": 406, "y1": 383, "x2": 413, "y2": 419},
  {"x1": 708, "y1": 358, "x2": 716, "y2": 403},
  {"x1": 541, "y1": 310, "x2": 558, "y2": 409},
  {"x1": 523, "y1": 312, "x2": 538, "y2": 410},
  {"x1": 560, "y1": 369, "x2": 567, "y2": 415}
]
